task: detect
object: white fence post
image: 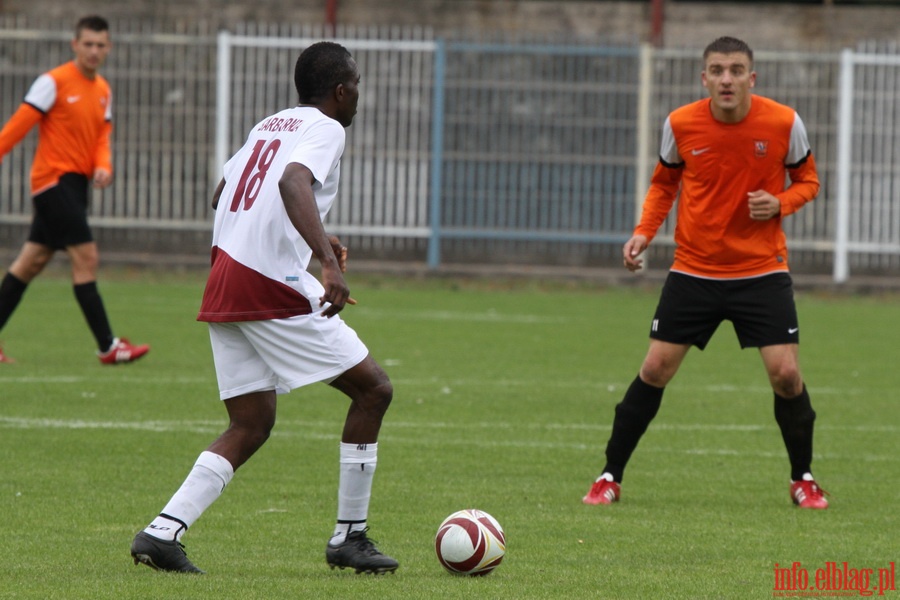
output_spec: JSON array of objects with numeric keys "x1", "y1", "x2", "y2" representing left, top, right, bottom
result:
[
  {"x1": 633, "y1": 42, "x2": 654, "y2": 272},
  {"x1": 4, "y1": 24, "x2": 898, "y2": 278},
  {"x1": 834, "y1": 48, "x2": 854, "y2": 283},
  {"x1": 426, "y1": 38, "x2": 446, "y2": 270},
  {"x1": 215, "y1": 29, "x2": 232, "y2": 181}
]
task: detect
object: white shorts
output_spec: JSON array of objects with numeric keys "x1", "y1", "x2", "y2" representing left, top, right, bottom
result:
[{"x1": 208, "y1": 314, "x2": 369, "y2": 400}]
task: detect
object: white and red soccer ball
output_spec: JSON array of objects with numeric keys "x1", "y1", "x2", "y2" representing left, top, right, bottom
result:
[{"x1": 434, "y1": 509, "x2": 506, "y2": 576}]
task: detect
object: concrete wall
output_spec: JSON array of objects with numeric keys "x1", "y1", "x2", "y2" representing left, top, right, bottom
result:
[{"x1": 1, "y1": 1, "x2": 898, "y2": 50}]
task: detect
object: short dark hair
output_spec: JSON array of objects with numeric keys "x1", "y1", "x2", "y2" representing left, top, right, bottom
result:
[
  {"x1": 703, "y1": 36, "x2": 753, "y2": 64},
  {"x1": 75, "y1": 15, "x2": 109, "y2": 38},
  {"x1": 293, "y1": 41, "x2": 356, "y2": 104}
]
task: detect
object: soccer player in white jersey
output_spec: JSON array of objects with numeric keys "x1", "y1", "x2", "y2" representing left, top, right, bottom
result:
[{"x1": 131, "y1": 41, "x2": 398, "y2": 575}]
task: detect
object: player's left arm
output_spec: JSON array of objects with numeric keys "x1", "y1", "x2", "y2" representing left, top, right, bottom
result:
[
  {"x1": 210, "y1": 178, "x2": 225, "y2": 210},
  {"x1": 93, "y1": 120, "x2": 114, "y2": 188},
  {"x1": 748, "y1": 113, "x2": 820, "y2": 220},
  {"x1": 279, "y1": 161, "x2": 351, "y2": 317},
  {"x1": 328, "y1": 235, "x2": 349, "y2": 273},
  {"x1": 779, "y1": 151, "x2": 820, "y2": 216}
]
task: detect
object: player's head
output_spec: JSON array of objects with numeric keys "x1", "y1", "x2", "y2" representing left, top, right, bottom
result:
[
  {"x1": 701, "y1": 36, "x2": 755, "y2": 122},
  {"x1": 703, "y1": 36, "x2": 753, "y2": 68},
  {"x1": 294, "y1": 41, "x2": 360, "y2": 127},
  {"x1": 72, "y1": 15, "x2": 111, "y2": 76},
  {"x1": 75, "y1": 15, "x2": 109, "y2": 40}
]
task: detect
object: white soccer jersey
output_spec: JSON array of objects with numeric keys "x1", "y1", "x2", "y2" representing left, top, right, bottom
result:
[{"x1": 198, "y1": 106, "x2": 345, "y2": 322}]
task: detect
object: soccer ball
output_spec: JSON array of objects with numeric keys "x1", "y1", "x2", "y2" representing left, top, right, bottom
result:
[{"x1": 434, "y1": 509, "x2": 506, "y2": 576}]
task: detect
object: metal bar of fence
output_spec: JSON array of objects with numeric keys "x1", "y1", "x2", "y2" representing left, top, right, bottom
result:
[
  {"x1": 634, "y1": 43, "x2": 653, "y2": 271},
  {"x1": 426, "y1": 38, "x2": 446, "y2": 269},
  {"x1": 835, "y1": 48, "x2": 854, "y2": 283},
  {"x1": 3, "y1": 24, "x2": 900, "y2": 281},
  {"x1": 834, "y1": 48, "x2": 900, "y2": 281},
  {"x1": 436, "y1": 227, "x2": 630, "y2": 243},
  {"x1": 215, "y1": 30, "x2": 232, "y2": 180},
  {"x1": 429, "y1": 39, "x2": 641, "y2": 268},
  {"x1": 214, "y1": 32, "x2": 441, "y2": 253}
]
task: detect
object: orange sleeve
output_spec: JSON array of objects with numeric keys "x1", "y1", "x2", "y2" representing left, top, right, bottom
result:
[
  {"x1": 778, "y1": 152, "x2": 819, "y2": 217},
  {"x1": 95, "y1": 119, "x2": 113, "y2": 173},
  {"x1": 0, "y1": 104, "x2": 42, "y2": 162},
  {"x1": 634, "y1": 161, "x2": 683, "y2": 242}
]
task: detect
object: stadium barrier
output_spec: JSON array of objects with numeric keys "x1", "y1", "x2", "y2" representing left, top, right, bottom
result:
[{"x1": 0, "y1": 21, "x2": 897, "y2": 281}]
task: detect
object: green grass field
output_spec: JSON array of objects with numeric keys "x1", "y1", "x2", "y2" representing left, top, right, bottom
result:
[{"x1": 0, "y1": 270, "x2": 897, "y2": 599}]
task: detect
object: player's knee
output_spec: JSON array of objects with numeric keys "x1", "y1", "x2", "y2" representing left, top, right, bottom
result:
[
  {"x1": 71, "y1": 256, "x2": 99, "y2": 278},
  {"x1": 13, "y1": 254, "x2": 50, "y2": 280},
  {"x1": 362, "y1": 378, "x2": 393, "y2": 416},
  {"x1": 769, "y1": 366, "x2": 803, "y2": 398},
  {"x1": 230, "y1": 414, "x2": 275, "y2": 450},
  {"x1": 246, "y1": 423, "x2": 274, "y2": 450},
  {"x1": 639, "y1": 360, "x2": 676, "y2": 388}
]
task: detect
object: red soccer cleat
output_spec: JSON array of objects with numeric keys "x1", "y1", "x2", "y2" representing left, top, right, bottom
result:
[
  {"x1": 582, "y1": 477, "x2": 621, "y2": 505},
  {"x1": 98, "y1": 337, "x2": 150, "y2": 365},
  {"x1": 790, "y1": 479, "x2": 829, "y2": 509},
  {"x1": 0, "y1": 345, "x2": 15, "y2": 364}
]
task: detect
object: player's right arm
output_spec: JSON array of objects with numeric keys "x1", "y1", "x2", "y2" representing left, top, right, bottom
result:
[
  {"x1": 278, "y1": 162, "x2": 350, "y2": 318},
  {"x1": 624, "y1": 116, "x2": 683, "y2": 271},
  {"x1": 1, "y1": 73, "x2": 57, "y2": 162},
  {"x1": 623, "y1": 165, "x2": 681, "y2": 272},
  {"x1": 92, "y1": 120, "x2": 114, "y2": 189},
  {"x1": 623, "y1": 234, "x2": 649, "y2": 272},
  {"x1": 0, "y1": 104, "x2": 42, "y2": 161},
  {"x1": 634, "y1": 162, "x2": 682, "y2": 240}
]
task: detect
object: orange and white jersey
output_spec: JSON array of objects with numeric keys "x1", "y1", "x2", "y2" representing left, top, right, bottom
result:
[
  {"x1": 0, "y1": 61, "x2": 112, "y2": 195},
  {"x1": 636, "y1": 95, "x2": 820, "y2": 279}
]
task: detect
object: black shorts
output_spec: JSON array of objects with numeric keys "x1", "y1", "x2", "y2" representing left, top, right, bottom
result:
[
  {"x1": 649, "y1": 272, "x2": 800, "y2": 349},
  {"x1": 28, "y1": 173, "x2": 93, "y2": 250}
]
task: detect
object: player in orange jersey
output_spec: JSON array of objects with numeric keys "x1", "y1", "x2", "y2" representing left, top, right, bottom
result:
[
  {"x1": 0, "y1": 15, "x2": 148, "y2": 365},
  {"x1": 583, "y1": 37, "x2": 827, "y2": 509}
]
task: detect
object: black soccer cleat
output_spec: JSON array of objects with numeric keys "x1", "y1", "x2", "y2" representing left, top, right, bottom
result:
[
  {"x1": 131, "y1": 531, "x2": 205, "y2": 574},
  {"x1": 326, "y1": 528, "x2": 399, "y2": 575}
]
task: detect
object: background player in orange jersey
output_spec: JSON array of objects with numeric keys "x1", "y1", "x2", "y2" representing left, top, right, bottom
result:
[
  {"x1": 0, "y1": 15, "x2": 148, "y2": 365},
  {"x1": 583, "y1": 36, "x2": 828, "y2": 509}
]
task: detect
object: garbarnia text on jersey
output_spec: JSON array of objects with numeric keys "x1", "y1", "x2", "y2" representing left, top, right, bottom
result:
[{"x1": 256, "y1": 117, "x2": 303, "y2": 132}]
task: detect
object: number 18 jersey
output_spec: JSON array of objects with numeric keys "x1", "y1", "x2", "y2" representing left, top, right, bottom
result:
[{"x1": 198, "y1": 106, "x2": 345, "y2": 323}]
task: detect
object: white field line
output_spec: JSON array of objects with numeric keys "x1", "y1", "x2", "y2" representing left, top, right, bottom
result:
[
  {"x1": 0, "y1": 375, "x2": 860, "y2": 397},
  {"x1": 0, "y1": 376, "x2": 210, "y2": 384},
  {"x1": 0, "y1": 416, "x2": 224, "y2": 434},
  {"x1": 1, "y1": 416, "x2": 893, "y2": 434},
  {"x1": 0, "y1": 416, "x2": 896, "y2": 463},
  {"x1": 389, "y1": 379, "x2": 859, "y2": 396}
]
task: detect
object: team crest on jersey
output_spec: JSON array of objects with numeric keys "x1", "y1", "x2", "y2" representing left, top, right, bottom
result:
[{"x1": 754, "y1": 140, "x2": 768, "y2": 157}]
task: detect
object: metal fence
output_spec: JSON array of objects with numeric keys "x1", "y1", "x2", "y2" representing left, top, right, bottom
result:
[{"x1": 1, "y1": 20, "x2": 899, "y2": 281}]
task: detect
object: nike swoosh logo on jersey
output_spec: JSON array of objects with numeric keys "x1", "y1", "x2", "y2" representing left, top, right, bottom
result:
[
  {"x1": 691, "y1": 147, "x2": 711, "y2": 156},
  {"x1": 67, "y1": 95, "x2": 80, "y2": 103},
  {"x1": 788, "y1": 327, "x2": 799, "y2": 334}
]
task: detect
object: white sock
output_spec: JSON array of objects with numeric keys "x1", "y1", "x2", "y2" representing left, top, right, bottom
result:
[
  {"x1": 597, "y1": 472, "x2": 615, "y2": 483},
  {"x1": 144, "y1": 451, "x2": 234, "y2": 541},
  {"x1": 329, "y1": 442, "x2": 377, "y2": 546}
]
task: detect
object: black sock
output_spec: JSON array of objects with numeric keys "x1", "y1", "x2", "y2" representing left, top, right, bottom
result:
[
  {"x1": 774, "y1": 385, "x2": 816, "y2": 481},
  {"x1": 73, "y1": 281, "x2": 114, "y2": 352},
  {"x1": 0, "y1": 272, "x2": 28, "y2": 331},
  {"x1": 602, "y1": 375, "x2": 664, "y2": 483}
]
